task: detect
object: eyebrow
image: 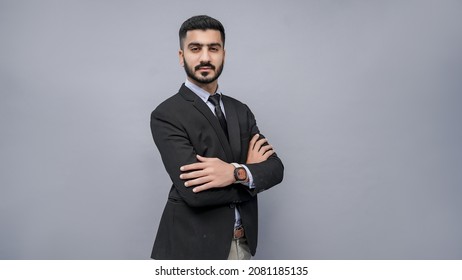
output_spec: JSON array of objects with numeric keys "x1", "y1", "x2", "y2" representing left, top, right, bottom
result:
[{"x1": 187, "y1": 42, "x2": 222, "y2": 48}]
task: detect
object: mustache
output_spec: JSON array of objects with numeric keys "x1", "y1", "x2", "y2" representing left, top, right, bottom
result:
[{"x1": 195, "y1": 62, "x2": 216, "y2": 71}]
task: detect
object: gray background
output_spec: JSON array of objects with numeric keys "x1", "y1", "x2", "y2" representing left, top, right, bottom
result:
[{"x1": 1, "y1": 0, "x2": 461, "y2": 259}]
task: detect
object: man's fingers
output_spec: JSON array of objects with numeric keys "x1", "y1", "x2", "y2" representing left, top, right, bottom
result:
[
  {"x1": 196, "y1": 154, "x2": 207, "y2": 161},
  {"x1": 197, "y1": 154, "x2": 218, "y2": 162},
  {"x1": 262, "y1": 149, "x2": 275, "y2": 159},
  {"x1": 180, "y1": 155, "x2": 214, "y2": 171},
  {"x1": 180, "y1": 162, "x2": 205, "y2": 171},
  {"x1": 249, "y1": 134, "x2": 259, "y2": 149},
  {"x1": 179, "y1": 170, "x2": 205, "y2": 180},
  {"x1": 184, "y1": 175, "x2": 212, "y2": 187},
  {"x1": 259, "y1": 144, "x2": 273, "y2": 154},
  {"x1": 192, "y1": 182, "x2": 215, "y2": 193},
  {"x1": 254, "y1": 138, "x2": 268, "y2": 151}
]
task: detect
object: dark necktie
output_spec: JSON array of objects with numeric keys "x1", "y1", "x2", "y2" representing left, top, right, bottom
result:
[{"x1": 208, "y1": 94, "x2": 228, "y2": 139}]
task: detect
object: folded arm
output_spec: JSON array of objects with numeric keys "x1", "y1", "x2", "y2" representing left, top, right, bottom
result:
[
  {"x1": 181, "y1": 134, "x2": 276, "y2": 193},
  {"x1": 180, "y1": 105, "x2": 284, "y2": 195},
  {"x1": 150, "y1": 108, "x2": 253, "y2": 208}
]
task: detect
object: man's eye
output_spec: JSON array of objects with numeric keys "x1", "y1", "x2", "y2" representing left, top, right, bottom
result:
[
  {"x1": 190, "y1": 47, "x2": 200, "y2": 52},
  {"x1": 210, "y1": 48, "x2": 218, "y2": 52}
]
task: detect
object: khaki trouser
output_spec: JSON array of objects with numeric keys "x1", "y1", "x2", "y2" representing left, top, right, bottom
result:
[{"x1": 227, "y1": 237, "x2": 251, "y2": 260}]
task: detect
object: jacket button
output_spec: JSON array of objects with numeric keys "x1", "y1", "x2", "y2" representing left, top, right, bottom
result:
[{"x1": 229, "y1": 203, "x2": 235, "y2": 209}]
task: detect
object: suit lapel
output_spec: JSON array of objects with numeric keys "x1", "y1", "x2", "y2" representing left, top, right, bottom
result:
[
  {"x1": 178, "y1": 84, "x2": 234, "y2": 162},
  {"x1": 222, "y1": 95, "x2": 241, "y2": 162}
]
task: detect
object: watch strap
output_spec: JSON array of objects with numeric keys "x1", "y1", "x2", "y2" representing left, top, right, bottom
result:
[{"x1": 231, "y1": 162, "x2": 241, "y2": 169}]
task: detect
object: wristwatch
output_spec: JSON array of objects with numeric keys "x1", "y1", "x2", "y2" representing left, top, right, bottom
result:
[{"x1": 231, "y1": 163, "x2": 247, "y2": 183}]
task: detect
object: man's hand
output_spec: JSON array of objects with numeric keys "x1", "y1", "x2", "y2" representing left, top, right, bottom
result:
[
  {"x1": 180, "y1": 155, "x2": 235, "y2": 193},
  {"x1": 246, "y1": 134, "x2": 275, "y2": 164}
]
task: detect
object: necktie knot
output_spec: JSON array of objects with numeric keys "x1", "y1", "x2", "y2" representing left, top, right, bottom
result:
[{"x1": 208, "y1": 94, "x2": 221, "y2": 107}]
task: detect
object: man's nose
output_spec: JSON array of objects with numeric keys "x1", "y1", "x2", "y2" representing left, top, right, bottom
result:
[{"x1": 199, "y1": 49, "x2": 211, "y2": 62}]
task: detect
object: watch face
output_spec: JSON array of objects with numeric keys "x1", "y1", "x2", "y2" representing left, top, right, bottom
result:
[{"x1": 237, "y1": 168, "x2": 247, "y2": 180}]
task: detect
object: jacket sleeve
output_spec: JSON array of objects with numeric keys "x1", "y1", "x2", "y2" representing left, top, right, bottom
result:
[
  {"x1": 150, "y1": 107, "x2": 254, "y2": 208},
  {"x1": 243, "y1": 105, "x2": 284, "y2": 195}
]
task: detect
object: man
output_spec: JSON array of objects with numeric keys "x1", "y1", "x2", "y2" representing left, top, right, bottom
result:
[{"x1": 150, "y1": 15, "x2": 284, "y2": 260}]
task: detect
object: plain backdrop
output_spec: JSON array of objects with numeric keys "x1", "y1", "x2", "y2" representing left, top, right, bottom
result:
[{"x1": 1, "y1": 0, "x2": 461, "y2": 259}]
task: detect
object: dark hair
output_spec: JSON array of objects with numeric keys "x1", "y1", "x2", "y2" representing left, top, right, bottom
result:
[{"x1": 179, "y1": 15, "x2": 225, "y2": 49}]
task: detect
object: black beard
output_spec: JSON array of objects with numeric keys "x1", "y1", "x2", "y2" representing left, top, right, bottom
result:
[{"x1": 183, "y1": 59, "x2": 224, "y2": 84}]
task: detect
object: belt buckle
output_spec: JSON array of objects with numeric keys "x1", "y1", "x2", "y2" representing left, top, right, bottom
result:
[{"x1": 233, "y1": 226, "x2": 244, "y2": 239}]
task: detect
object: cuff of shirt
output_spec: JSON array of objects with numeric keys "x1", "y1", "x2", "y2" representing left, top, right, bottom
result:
[{"x1": 241, "y1": 164, "x2": 255, "y2": 189}]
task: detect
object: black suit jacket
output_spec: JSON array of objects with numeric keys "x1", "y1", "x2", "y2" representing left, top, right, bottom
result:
[{"x1": 150, "y1": 84, "x2": 284, "y2": 259}]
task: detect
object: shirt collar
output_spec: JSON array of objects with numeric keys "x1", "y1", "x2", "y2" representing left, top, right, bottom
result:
[{"x1": 184, "y1": 79, "x2": 222, "y2": 104}]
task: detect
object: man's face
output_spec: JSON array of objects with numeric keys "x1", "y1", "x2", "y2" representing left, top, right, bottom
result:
[{"x1": 179, "y1": 29, "x2": 225, "y2": 85}]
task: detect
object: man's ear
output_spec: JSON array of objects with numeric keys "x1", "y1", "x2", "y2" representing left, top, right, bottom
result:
[{"x1": 179, "y1": 49, "x2": 184, "y2": 67}]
